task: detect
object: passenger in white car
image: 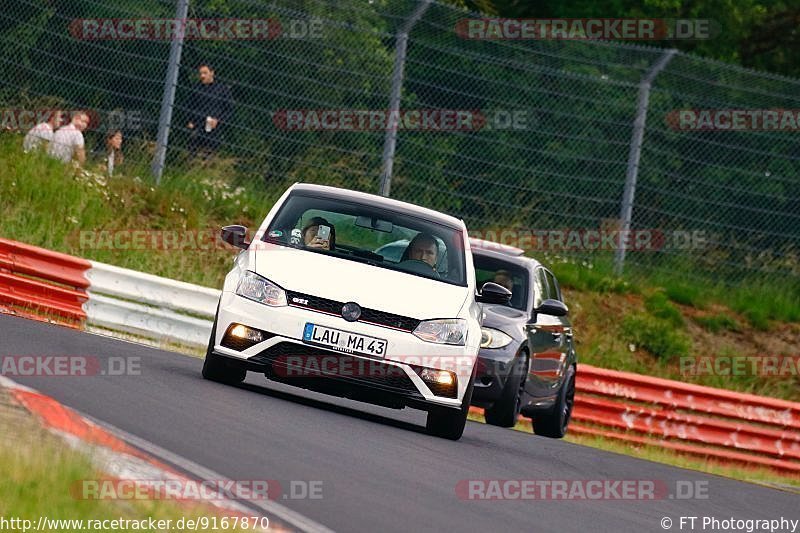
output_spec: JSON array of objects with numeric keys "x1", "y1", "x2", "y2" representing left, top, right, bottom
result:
[{"x1": 301, "y1": 216, "x2": 336, "y2": 250}]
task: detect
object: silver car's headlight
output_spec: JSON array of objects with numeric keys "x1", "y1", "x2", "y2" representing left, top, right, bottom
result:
[
  {"x1": 236, "y1": 271, "x2": 287, "y2": 307},
  {"x1": 413, "y1": 319, "x2": 467, "y2": 345},
  {"x1": 480, "y1": 327, "x2": 513, "y2": 349}
]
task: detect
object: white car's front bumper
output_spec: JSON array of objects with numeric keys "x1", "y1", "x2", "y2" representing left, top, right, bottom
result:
[{"x1": 212, "y1": 291, "x2": 477, "y2": 409}]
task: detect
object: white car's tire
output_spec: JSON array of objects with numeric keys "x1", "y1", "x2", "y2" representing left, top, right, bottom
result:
[
  {"x1": 202, "y1": 317, "x2": 246, "y2": 385},
  {"x1": 426, "y1": 366, "x2": 475, "y2": 440}
]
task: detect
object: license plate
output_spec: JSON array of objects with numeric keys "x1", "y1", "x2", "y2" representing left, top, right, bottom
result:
[{"x1": 302, "y1": 323, "x2": 387, "y2": 358}]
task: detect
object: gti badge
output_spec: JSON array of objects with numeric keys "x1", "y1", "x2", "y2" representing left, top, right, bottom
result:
[{"x1": 341, "y1": 302, "x2": 361, "y2": 322}]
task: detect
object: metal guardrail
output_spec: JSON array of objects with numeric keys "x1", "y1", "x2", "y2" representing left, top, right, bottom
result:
[
  {"x1": 2, "y1": 238, "x2": 799, "y2": 475},
  {"x1": 85, "y1": 261, "x2": 218, "y2": 347}
]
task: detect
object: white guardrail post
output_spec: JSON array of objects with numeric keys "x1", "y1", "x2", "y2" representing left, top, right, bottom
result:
[{"x1": 84, "y1": 261, "x2": 220, "y2": 348}]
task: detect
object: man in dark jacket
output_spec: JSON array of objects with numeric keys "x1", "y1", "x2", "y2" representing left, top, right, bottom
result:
[{"x1": 186, "y1": 63, "x2": 233, "y2": 160}]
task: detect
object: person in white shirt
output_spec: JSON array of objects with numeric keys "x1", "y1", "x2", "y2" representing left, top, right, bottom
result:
[
  {"x1": 48, "y1": 112, "x2": 89, "y2": 165},
  {"x1": 22, "y1": 113, "x2": 59, "y2": 152}
]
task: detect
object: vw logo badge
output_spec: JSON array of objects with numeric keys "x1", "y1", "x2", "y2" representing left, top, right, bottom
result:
[{"x1": 341, "y1": 302, "x2": 361, "y2": 322}]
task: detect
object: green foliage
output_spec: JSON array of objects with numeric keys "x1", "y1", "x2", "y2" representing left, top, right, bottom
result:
[
  {"x1": 644, "y1": 291, "x2": 685, "y2": 328},
  {"x1": 0, "y1": 136, "x2": 275, "y2": 287},
  {"x1": 470, "y1": 0, "x2": 800, "y2": 78},
  {"x1": 548, "y1": 256, "x2": 635, "y2": 294},
  {"x1": 662, "y1": 282, "x2": 704, "y2": 308},
  {"x1": 621, "y1": 314, "x2": 691, "y2": 359},
  {"x1": 694, "y1": 313, "x2": 741, "y2": 333},
  {"x1": 720, "y1": 280, "x2": 800, "y2": 330}
]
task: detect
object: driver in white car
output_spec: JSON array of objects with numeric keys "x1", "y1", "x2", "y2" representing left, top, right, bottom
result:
[{"x1": 402, "y1": 233, "x2": 439, "y2": 269}]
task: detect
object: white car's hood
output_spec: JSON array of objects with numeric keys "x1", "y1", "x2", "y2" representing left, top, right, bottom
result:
[{"x1": 251, "y1": 244, "x2": 468, "y2": 319}]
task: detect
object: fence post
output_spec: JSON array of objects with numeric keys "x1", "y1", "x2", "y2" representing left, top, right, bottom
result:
[
  {"x1": 151, "y1": 0, "x2": 190, "y2": 184},
  {"x1": 378, "y1": 0, "x2": 431, "y2": 197},
  {"x1": 614, "y1": 48, "x2": 677, "y2": 275}
]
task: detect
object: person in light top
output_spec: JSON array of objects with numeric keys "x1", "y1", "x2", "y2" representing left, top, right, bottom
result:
[
  {"x1": 23, "y1": 112, "x2": 60, "y2": 153},
  {"x1": 48, "y1": 111, "x2": 89, "y2": 166}
]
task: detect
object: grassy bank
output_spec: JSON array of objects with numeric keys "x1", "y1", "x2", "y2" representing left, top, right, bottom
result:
[{"x1": 0, "y1": 135, "x2": 798, "y2": 401}]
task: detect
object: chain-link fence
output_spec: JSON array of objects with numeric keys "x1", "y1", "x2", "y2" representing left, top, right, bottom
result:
[{"x1": 2, "y1": 0, "x2": 799, "y2": 284}]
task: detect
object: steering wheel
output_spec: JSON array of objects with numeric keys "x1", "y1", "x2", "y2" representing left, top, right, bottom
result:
[{"x1": 398, "y1": 259, "x2": 440, "y2": 278}]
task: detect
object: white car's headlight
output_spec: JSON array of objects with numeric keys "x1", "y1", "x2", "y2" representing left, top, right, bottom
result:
[
  {"x1": 236, "y1": 271, "x2": 287, "y2": 307},
  {"x1": 480, "y1": 327, "x2": 513, "y2": 349},
  {"x1": 413, "y1": 319, "x2": 467, "y2": 345}
]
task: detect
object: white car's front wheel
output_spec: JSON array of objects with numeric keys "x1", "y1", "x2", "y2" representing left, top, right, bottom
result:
[
  {"x1": 202, "y1": 318, "x2": 247, "y2": 385},
  {"x1": 426, "y1": 368, "x2": 475, "y2": 440}
]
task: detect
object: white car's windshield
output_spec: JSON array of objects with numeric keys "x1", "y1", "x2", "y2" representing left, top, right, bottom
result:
[{"x1": 263, "y1": 193, "x2": 467, "y2": 286}]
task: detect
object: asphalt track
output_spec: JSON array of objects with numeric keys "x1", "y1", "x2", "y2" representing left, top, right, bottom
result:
[{"x1": 2, "y1": 314, "x2": 798, "y2": 532}]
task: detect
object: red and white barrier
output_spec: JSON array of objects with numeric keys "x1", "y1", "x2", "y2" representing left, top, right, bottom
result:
[
  {"x1": 0, "y1": 237, "x2": 218, "y2": 346},
  {"x1": 0, "y1": 238, "x2": 91, "y2": 326},
  {"x1": 570, "y1": 365, "x2": 800, "y2": 474}
]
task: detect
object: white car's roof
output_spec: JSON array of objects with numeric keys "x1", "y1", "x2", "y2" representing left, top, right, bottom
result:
[{"x1": 289, "y1": 183, "x2": 465, "y2": 230}]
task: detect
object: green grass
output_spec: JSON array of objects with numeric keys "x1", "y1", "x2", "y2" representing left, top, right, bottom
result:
[
  {"x1": 644, "y1": 291, "x2": 685, "y2": 328},
  {"x1": 0, "y1": 136, "x2": 277, "y2": 287},
  {"x1": 662, "y1": 282, "x2": 705, "y2": 308},
  {"x1": 620, "y1": 314, "x2": 691, "y2": 360},
  {"x1": 549, "y1": 255, "x2": 800, "y2": 330},
  {"x1": 545, "y1": 256, "x2": 635, "y2": 294},
  {"x1": 694, "y1": 313, "x2": 742, "y2": 333},
  {"x1": 3, "y1": 133, "x2": 799, "y2": 326}
]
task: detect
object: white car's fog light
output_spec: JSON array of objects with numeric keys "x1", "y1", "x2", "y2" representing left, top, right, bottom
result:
[
  {"x1": 230, "y1": 324, "x2": 264, "y2": 342},
  {"x1": 222, "y1": 323, "x2": 269, "y2": 351},
  {"x1": 412, "y1": 366, "x2": 458, "y2": 398},
  {"x1": 420, "y1": 368, "x2": 455, "y2": 386}
]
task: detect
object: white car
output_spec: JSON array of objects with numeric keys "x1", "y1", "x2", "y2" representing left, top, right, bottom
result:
[{"x1": 203, "y1": 183, "x2": 510, "y2": 439}]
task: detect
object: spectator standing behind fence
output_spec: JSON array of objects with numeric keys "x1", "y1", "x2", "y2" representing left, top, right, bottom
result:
[
  {"x1": 23, "y1": 112, "x2": 60, "y2": 153},
  {"x1": 48, "y1": 111, "x2": 88, "y2": 166},
  {"x1": 186, "y1": 63, "x2": 233, "y2": 160}
]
